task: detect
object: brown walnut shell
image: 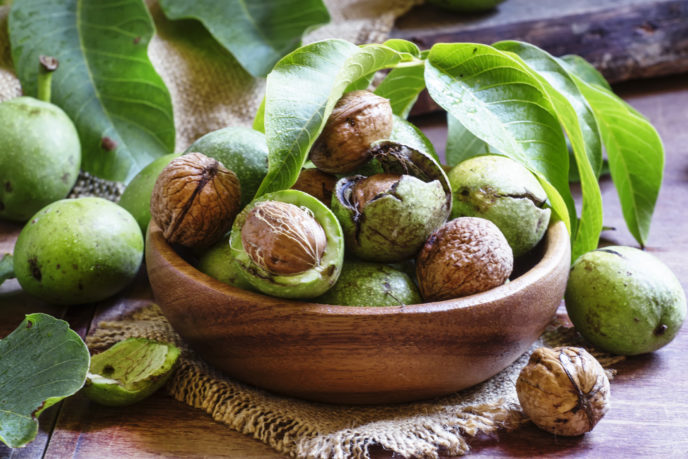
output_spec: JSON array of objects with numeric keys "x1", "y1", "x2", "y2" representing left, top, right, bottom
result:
[
  {"x1": 291, "y1": 168, "x2": 338, "y2": 206},
  {"x1": 309, "y1": 90, "x2": 393, "y2": 174},
  {"x1": 150, "y1": 152, "x2": 241, "y2": 248},
  {"x1": 416, "y1": 217, "x2": 513, "y2": 301},
  {"x1": 516, "y1": 346, "x2": 611, "y2": 436},
  {"x1": 240, "y1": 200, "x2": 327, "y2": 275}
]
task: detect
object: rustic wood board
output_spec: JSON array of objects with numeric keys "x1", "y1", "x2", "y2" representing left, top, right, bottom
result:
[{"x1": 392, "y1": 0, "x2": 688, "y2": 114}]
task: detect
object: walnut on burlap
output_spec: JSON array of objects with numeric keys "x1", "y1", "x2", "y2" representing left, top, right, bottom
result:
[{"x1": 0, "y1": 2, "x2": 624, "y2": 457}]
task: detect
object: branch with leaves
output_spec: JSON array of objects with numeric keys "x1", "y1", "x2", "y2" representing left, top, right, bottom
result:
[{"x1": 252, "y1": 39, "x2": 663, "y2": 260}]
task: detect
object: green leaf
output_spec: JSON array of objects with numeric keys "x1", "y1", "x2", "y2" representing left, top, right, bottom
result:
[
  {"x1": 425, "y1": 43, "x2": 575, "y2": 234},
  {"x1": 573, "y1": 76, "x2": 664, "y2": 246},
  {"x1": 0, "y1": 254, "x2": 13, "y2": 286},
  {"x1": 374, "y1": 50, "x2": 426, "y2": 119},
  {"x1": 381, "y1": 39, "x2": 422, "y2": 57},
  {"x1": 0, "y1": 313, "x2": 89, "y2": 448},
  {"x1": 9, "y1": 0, "x2": 175, "y2": 184},
  {"x1": 159, "y1": 0, "x2": 330, "y2": 78},
  {"x1": 257, "y1": 40, "x2": 410, "y2": 196},
  {"x1": 389, "y1": 115, "x2": 440, "y2": 163},
  {"x1": 445, "y1": 113, "x2": 498, "y2": 167},
  {"x1": 493, "y1": 41, "x2": 603, "y2": 259},
  {"x1": 560, "y1": 55, "x2": 612, "y2": 91},
  {"x1": 253, "y1": 96, "x2": 266, "y2": 133}
]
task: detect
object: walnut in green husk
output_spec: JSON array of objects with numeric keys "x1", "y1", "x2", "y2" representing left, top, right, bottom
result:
[
  {"x1": 84, "y1": 338, "x2": 180, "y2": 406},
  {"x1": 331, "y1": 142, "x2": 452, "y2": 263},
  {"x1": 448, "y1": 155, "x2": 550, "y2": 257},
  {"x1": 516, "y1": 346, "x2": 610, "y2": 436}
]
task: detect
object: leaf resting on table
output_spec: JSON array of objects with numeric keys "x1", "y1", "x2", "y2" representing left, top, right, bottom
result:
[{"x1": 0, "y1": 314, "x2": 89, "y2": 449}]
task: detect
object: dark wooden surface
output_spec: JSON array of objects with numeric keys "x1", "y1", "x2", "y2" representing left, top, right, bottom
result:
[
  {"x1": 1, "y1": 73, "x2": 687, "y2": 458},
  {"x1": 393, "y1": 0, "x2": 688, "y2": 115}
]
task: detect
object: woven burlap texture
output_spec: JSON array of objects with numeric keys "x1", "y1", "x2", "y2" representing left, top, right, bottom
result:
[{"x1": 1, "y1": 2, "x2": 622, "y2": 458}]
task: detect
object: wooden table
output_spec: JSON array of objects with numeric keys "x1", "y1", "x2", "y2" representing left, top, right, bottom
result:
[{"x1": 1, "y1": 73, "x2": 687, "y2": 458}]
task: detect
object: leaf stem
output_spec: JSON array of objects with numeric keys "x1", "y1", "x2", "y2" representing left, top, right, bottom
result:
[
  {"x1": 392, "y1": 58, "x2": 425, "y2": 69},
  {"x1": 37, "y1": 56, "x2": 59, "y2": 103}
]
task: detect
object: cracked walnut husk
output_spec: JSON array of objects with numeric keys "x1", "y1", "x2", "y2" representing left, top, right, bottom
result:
[
  {"x1": 150, "y1": 152, "x2": 241, "y2": 248},
  {"x1": 516, "y1": 346, "x2": 610, "y2": 436}
]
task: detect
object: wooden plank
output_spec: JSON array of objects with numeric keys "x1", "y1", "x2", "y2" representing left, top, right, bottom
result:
[
  {"x1": 44, "y1": 392, "x2": 286, "y2": 459},
  {"x1": 392, "y1": 0, "x2": 688, "y2": 114}
]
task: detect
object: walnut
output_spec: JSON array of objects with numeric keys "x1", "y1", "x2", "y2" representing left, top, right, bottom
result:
[
  {"x1": 516, "y1": 346, "x2": 611, "y2": 436},
  {"x1": 416, "y1": 217, "x2": 513, "y2": 301},
  {"x1": 291, "y1": 168, "x2": 338, "y2": 206},
  {"x1": 309, "y1": 90, "x2": 393, "y2": 174},
  {"x1": 240, "y1": 200, "x2": 327, "y2": 275},
  {"x1": 150, "y1": 152, "x2": 241, "y2": 248},
  {"x1": 350, "y1": 173, "x2": 401, "y2": 211}
]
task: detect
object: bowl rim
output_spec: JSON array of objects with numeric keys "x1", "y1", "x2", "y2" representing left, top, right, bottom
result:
[{"x1": 146, "y1": 219, "x2": 570, "y2": 316}]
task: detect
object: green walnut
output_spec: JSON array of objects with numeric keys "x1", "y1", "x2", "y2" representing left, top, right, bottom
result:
[
  {"x1": 565, "y1": 246, "x2": 687, "y2": 355},
  {"x1": 13, "y1": 197, "x2": 144, "y2": 305},
  {"x1": 0, "y1": 57, "x2": 80, "y2": 222},
  {"x1": 230, "y1": 189, "x2": 344, "y2": 299},
  {"x1": 449, "y1": 155, "x2": 550, "y2": 257},
  {"x1": 332, "y1": 142, "x2": 452, "y2": 263},
  {"x1": 84, "y1": 338, "x2": 180, "y2": 406},
  {"x1": 118, "y1": 153, "x2": 179, "y2": 234},
  {"x1": 184, "y1": 126, "x2": 268, "y2": 207},
  {"x1": 196, "y1": 235, "x2": 254, "y2": 291},
  {"x1": 316, "y1": 261, "x2": 422, "y2": 306}
]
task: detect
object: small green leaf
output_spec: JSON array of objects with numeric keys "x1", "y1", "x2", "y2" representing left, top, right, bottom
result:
[
  {"x1": 573, "y1": 76, "x2": 664, "y2": 246},
  {"x1": 425, "y1": 43, "x2": 575, "y2": 234},
  {"x1": 374, "y1": 50, "x2": 426, "y2": 119},
  {"x1": 0, "y1": 254, "x2": 14, "y2": 286},
  {"x1": 560, "y1": 55, "x2": 612, "y2": 91},
  {"x1": 493, "y1": 41, "x2": 603, "y2": 259},
  {"x1": 0, "y1": 313, "x2": 89, "y2": 448},
  {"x1": 257, "y1": 40, "x2": 409, "y2": 196},
  {"x1": 9, "y1": 0, "x2": 175, "y2": 183},
  {"x1": 253, "y1": 96, "x2": 266, "y2": 133},
  {"x1": 381, "y1": 39, "x2": 421, "y2": 57},
  {"x1": 445, "y1": 113, "x2": 499, "y2": 167},
  {"x1": 389, "y1": 115, "x2": 440, "y2": 163},
  {"x1": 159, "y1": 0, "x2": 330, "y2": 78}
]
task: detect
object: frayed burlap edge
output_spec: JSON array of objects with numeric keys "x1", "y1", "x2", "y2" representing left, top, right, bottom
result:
[{"x1": 86, "y1": 304, "x2": 624, "y2": 459}]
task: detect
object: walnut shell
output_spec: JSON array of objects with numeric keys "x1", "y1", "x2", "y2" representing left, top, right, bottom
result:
[
  {"x1": 350, "y1": 173, "x2": 401, "y2": 211},
  {"x1": 291, "y1": 168, "x2": 337, "y2": 206},
  {"x1": 240, "y1": 200, "x2": 327, "y2": 275},
  {"x1": 309, "y1": 90, "x2": 393, "y2": 174},
  {"x1": 150, "y1": 152, "x2": 241, "y2": 248},
  {"x1": 516, "y1": 346, "x2": 611, "y2": 436},
  {"x1": 416, "y1": 217, "x2": 513, "y2": 301}
]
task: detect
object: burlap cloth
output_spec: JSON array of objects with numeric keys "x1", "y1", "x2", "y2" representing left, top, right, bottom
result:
[{"x1": 0, "y1": 2, "x2": 624, "y2": 457}]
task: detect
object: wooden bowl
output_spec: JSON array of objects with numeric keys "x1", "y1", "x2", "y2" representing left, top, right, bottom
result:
[{"x1": 146, "y1": 220, "x2": 570, "y2": 404}]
